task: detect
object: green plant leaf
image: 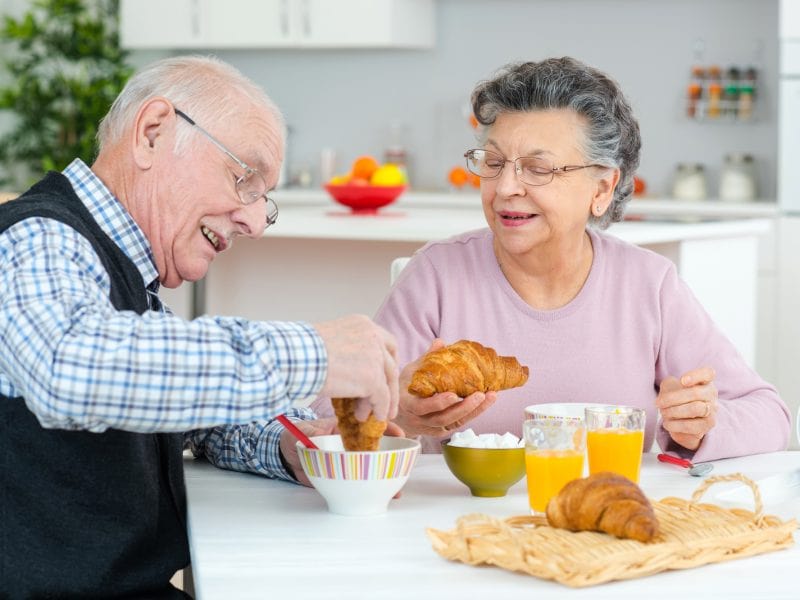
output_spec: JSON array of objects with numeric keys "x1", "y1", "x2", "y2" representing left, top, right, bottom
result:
[{"x1": 0, "y1": 0, "x2": 131, "y2": 187}]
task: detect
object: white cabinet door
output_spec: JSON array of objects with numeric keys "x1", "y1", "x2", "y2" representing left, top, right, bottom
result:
[
  {"x1": 298, "y1": 0, "x2": 434, "y2": 48},
  {"x1": 205, "y1": 0, "x2": 292, "y2": 47},
  {"x1": 120, "y1": 0, "x2": 204, "y2": 48},
  {"x1": 778, "y1": 80, "x2": 800, "y2": 211},
  {"x1": 781, "y1": 0, "x2": 800, "y2": 39},
  {"x1": 120, "y1": 0, "x2": 434, "y2": 49}
]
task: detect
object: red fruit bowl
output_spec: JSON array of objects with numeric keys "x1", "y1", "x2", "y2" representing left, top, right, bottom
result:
[{"x1": 324, "y1": 183, "x2": 407, "y2": 214}]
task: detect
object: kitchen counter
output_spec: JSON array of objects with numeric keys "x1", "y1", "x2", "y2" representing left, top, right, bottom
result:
[
  {"x1": 263, "y1": 190, "x2": 773, "y2": 243},
  {"x1": 158, "y1": 196, "x2": 769, "y2": 367},
  {"x1": 182, "y1": 451, "x2": 800, "y2": 599}
]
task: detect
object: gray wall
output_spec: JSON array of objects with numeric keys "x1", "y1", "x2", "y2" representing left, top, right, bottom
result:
[
  {"x1": 0, "y1": 0, "x2": 780, "y2": 198},
  {"x1": 206, "y1": 0, "x2": 779, "y2": 198}
]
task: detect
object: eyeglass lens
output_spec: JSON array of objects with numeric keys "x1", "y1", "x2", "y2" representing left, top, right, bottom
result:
[
  {"x1": 466, "y1": 149, "x2": 556, "y2": 186},
  {"x1": 236, "y1": 170, "x2": 268, "y2": 205}
]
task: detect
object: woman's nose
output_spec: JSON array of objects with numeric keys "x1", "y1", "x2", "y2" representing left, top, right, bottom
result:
[{"x1": 494, "y1": 160, "x2": 525, "y2": 195}]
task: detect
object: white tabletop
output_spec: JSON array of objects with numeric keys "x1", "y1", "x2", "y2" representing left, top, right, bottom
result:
[{"x1": 184, "y1": 451, "x2": 799, "y2": 599}]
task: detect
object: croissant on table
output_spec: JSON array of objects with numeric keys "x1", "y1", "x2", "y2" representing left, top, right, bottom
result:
[
  {"x1": 545, "y1": 472, "x2": 659, "y2": 543},
  {"x1": 407, "y1": 339, "x2": 529, "y2": 398}
]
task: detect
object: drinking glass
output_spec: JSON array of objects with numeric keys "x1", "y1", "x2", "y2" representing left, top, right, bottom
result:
[
  {"x1": 585, "y1": 405, "x2": 646, "y2": 483},
  {"x1": 523, "y1": 417, "x2": 586, "y2": 514}
]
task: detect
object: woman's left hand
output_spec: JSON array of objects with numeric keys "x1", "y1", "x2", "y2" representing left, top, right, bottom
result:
[{"x1": 655, "y1": 366, "x2": 718, "y2": 451}]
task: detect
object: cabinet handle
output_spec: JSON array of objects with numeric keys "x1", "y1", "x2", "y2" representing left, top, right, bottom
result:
[
  {"x1": 301, "y1": 0, "x2": 311, "y2": 37},
  {"x1": 280, "y1": 0, "x2": 289, "y2": 37},
  {"x1": 191, "y1": 0, "x2": 200, "y2": 38}
]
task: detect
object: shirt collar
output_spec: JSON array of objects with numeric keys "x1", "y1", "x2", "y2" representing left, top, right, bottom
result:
[{"x1": 62, "y1": 158, "x2": 159, "y2": 288}]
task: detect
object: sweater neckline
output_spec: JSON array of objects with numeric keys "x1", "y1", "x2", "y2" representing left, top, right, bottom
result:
[{"x1": 485, "y1": 227, "x2": 603, "y2": 321}]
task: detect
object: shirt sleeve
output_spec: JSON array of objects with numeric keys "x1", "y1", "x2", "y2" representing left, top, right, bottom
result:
[
  {"x1": 183, "y1": 406, "x2": 317, "y2": 482},
  {"x1": 652, "y1": 263, "x2": 791, "y2": 461},
  {"x1": 0, "y1": 217, "x2": 327, "y2": 434}
]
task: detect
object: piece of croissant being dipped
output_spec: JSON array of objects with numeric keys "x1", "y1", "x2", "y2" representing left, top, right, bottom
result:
[
  {"x1": 331, "y1": 397, "x2": 387, "y2": 451},
  {"x1": 545, "y1": 472, "x2": 660, "y2": 542},
  {"x1": 408, "y1": 340, "x2": 529, "y2": 398}
]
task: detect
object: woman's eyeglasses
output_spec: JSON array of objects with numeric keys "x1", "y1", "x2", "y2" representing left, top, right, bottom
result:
[{"x1": 464, "y1": 148, "x2": 602, "y2": 187}]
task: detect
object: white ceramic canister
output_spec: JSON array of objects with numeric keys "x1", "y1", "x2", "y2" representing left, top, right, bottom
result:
[
  {"x1": 672, "y1": 163, "x2": 708, "y2": 201},
  {"x1": 719, "y1": 152, "x2": 757, "y2": 202}
]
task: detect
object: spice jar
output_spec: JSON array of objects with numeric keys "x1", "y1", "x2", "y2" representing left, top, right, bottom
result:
[
  {"x1": 672, "y1": 163, "x2": 708, "y2": 201},
  {"x1": 719, "y1": 153, "x2": 757, "y2": 202}
]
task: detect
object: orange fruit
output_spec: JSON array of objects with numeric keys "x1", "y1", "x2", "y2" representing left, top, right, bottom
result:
[
  {"x1": 448, "y1": 166, "x2": 468, "y2": 188},
  {"x1": 468, "y1": 172, "x2": 481, "y2": 188},
  {"x1": 351, "y1": 156, "x2": 380, "y2": 181},
  {"x1": 469, "y1": 114, "x2": 479, "y2": 129}
]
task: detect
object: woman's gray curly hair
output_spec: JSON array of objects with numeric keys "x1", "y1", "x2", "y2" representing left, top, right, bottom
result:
[{"x1": 470, "y1": 57, "x2": 641, "y2": 229}]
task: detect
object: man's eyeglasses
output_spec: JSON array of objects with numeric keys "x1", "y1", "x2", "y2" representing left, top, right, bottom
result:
[
  {"x1": 464, "y1": 148, "x2": 603, "y2": 187},
  {"x1": 175, "y1": 109, "x2": 278, "y2": 228}
]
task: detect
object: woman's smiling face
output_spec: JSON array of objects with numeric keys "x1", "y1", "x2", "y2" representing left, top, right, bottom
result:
[{"x1": 479, "y1": 109, "x2": 602, "y2": 258}]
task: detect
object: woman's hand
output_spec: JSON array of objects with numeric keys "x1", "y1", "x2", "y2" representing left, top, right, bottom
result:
[
  {"x1": 393, "y1": 339, "x2": 498, "y2": 438},
  {"x1": 656, "y1": 366, "x2": 718, "y2": 451}
]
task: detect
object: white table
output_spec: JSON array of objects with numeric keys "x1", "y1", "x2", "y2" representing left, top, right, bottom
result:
[{"x1": 183, "y1": 451, "x2": 799, "y2": 599}]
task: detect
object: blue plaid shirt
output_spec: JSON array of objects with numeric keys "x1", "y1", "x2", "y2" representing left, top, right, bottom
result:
[{"x1": 0, "y1": 159, "x2": 322, "y2": 482}]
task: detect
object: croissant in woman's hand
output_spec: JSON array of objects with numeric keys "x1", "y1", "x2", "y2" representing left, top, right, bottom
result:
[
  {"x1": 407, "y1": 339, "x2": 529, "y2": 398},
  {"x1": 545, "y1": 472, "x2": 659, "y2": 542}
]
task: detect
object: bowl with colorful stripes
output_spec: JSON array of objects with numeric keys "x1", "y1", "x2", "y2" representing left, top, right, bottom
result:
[{"x1": 297, "y1": 435, "x2": 421, "y2": 516}]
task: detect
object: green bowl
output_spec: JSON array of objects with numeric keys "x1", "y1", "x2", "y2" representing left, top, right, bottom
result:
[{"x1": 441, "y1": 441, "x2": 526, "y2": 497}]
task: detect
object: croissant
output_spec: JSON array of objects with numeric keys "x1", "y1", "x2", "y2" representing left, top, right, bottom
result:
[
  {"x1": 331, "y1": 397, "x2": 387, "y2": 451},
  {"x1": 407, "y1": 340, "x2": 529, "y2": 398},
  {"x1": 545, "y1": 472, "x2": 659, "y2": 542}
]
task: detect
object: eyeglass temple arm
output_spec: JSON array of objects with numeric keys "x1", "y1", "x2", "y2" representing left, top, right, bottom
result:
[{"x1": 174, "y1": 109, "x2": 251, "y2": 172}]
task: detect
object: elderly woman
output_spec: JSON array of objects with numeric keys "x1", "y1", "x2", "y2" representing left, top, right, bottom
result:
[{"x1": 367, "y1": 57, "x2": 790, "y2": 458}]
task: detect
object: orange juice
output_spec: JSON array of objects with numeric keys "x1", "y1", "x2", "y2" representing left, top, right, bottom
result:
[
  {"x1": 525, "y1": 449, "x2": 584, "y2": 513},
  {"x1": 586, "y1": 429, "x2": 644, "y2": 482}
]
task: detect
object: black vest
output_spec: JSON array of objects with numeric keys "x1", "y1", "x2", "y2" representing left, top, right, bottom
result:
[{"x1": 0, "y1": 173, "x2": 190, "y2": 599}]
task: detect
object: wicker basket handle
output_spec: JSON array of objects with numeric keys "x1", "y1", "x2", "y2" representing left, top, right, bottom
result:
[{"x1": 689, "y1": 472, "x2": 763, "y2": 519}]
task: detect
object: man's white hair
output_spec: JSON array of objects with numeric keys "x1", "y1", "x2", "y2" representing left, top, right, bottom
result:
[{"x1": 97, "y1": 55, "x2": 285, "y2": 155}]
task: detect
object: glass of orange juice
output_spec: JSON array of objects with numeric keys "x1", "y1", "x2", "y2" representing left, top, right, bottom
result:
[
  {"x1": 523, "y1": 417, "x2": 586, "y2": 514},
  {"x1": 585, "y1": 406, "x2": 645, "y2": 483}
]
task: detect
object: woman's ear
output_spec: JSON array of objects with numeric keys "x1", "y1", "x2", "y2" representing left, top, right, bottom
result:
[
  {"x1": 591, "y1": 167, "x2": 621, "y2": 215},
  {"x1": 131, "y1": 97, "x2": 175, "y2": 170}
]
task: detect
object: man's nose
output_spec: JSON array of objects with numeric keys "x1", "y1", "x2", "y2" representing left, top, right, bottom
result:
[{"x1": 232, "y1": 199, "x2": 267, "y2": 238}]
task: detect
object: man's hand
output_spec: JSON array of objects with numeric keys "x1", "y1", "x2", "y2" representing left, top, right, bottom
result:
[
  {"x1": 314, "y1": 315, "x2": 399, "y2": 422},
  {"x1": 393, "y1": 339, "x2": 498, "y2": 438},
  {"x1": 279, "y1": 417, "x2": 405, "y2": 487},
  {"x1": 656, "y1": 366, "x2": 718, "y2": 451}
]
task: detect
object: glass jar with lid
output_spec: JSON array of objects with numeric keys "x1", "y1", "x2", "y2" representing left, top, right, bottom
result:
[
  {"x1": 719, "y1": 153, "x2": 757, "y2": 202},
  {"x1": 671, "y1": 163, "x2": 708, "y2": 201}
]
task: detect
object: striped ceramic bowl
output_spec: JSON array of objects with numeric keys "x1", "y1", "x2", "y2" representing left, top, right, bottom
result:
[{"x1": 297, "y1": 435, "x2": 421, "y2": 516}]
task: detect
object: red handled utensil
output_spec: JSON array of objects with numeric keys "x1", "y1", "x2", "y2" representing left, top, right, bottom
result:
[
  {"x1": 276, "y1": 414, "x2": 319, "y2": 450},
  {"x1": 657, "y1": 453, "x2": 713, "y2": 477}
]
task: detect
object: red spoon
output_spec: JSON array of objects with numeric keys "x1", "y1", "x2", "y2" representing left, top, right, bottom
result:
[
  {"x1": 657, "y1": 453, "x2": 713, "y2": 477},
  {"x1": 276, "y1": 414, "x2": 319, "y2": 450}
]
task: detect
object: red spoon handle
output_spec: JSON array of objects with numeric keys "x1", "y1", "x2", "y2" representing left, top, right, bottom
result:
[
  {"x1": 276, "y1": 414, "x2": 319, "y2": 449},
  {"x1": 657, "y1": 453, "x2": 692, "y2": 468}
]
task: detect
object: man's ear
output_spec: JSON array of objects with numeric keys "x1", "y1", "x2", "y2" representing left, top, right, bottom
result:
[{"x1": 131, "y1": 97, "x2": 175, "y2": 170}]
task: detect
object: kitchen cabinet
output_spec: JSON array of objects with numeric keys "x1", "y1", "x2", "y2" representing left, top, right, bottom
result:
[{"x1": 120, "y1": 0, "x2": 435, "y2": 49}]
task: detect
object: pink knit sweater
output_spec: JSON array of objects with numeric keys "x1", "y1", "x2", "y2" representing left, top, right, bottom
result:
[{"x1": 366, "y1": 227, "x2": 790, "y2": 459}]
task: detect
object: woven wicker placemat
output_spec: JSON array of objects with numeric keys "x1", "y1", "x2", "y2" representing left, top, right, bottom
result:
[{"x1": 427, "y1": 473, "x2": 798, "y2": 588}]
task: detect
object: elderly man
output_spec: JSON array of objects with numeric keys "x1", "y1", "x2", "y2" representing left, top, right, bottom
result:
[{"x1": 0, "y1": 56, "x2": 398, "y2": 598}]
